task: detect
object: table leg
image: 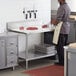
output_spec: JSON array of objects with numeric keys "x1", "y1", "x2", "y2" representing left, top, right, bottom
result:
[
  {"x1": 25, "y1": 34, "x2": 29, "y2": 69},
  {"x1": 64, "y1": 50, "x2": 68, "y2": 76},
  {"x1": 26, "y1": 60, "x2": 28, "y2": 69}
]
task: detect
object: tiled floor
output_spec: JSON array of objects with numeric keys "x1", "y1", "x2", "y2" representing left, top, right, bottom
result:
[{"x1": 0, "y1": 58, "x2": 55, "y2": 76}]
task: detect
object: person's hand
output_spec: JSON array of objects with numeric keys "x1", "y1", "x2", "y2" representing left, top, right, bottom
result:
[
  {"x1": 51, "y1": 19, "x2": 59, "y2": 25},
  {"x1": 51, "y1": 19, "x2": 56, "y2": 24}
]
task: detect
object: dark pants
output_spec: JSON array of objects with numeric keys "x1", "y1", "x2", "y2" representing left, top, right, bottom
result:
[{"x1": 56, "y1": 34, "x2": 68, "y2": 64}]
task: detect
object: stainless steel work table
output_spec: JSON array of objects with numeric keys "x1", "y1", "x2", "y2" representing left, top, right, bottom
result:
[
  {"x1": 64, "y1": 45, "x2": 76, "y2": 76},
  {"x1": 7, "y1": 27, "x2": 56, "y2": 69}
]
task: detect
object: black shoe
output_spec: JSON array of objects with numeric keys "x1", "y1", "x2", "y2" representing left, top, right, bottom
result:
[{"x1": 55, "y1": 62, "x2": 64, "y2": 66}]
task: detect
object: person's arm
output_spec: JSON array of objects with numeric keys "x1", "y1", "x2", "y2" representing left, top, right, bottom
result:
[
  {"x1": 56, "y1": 7, "x2": 65, "y2": 22},
  {"x1": 51, "y1": 7, "x2": 65, "y2": 25}
]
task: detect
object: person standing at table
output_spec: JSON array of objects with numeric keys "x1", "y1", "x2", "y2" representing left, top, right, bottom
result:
[{"x1": 51, "y1": 0, "x2": 71, "y2": 65}]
